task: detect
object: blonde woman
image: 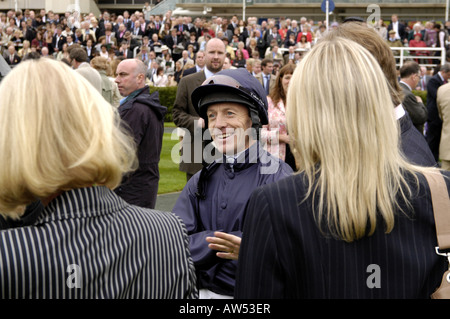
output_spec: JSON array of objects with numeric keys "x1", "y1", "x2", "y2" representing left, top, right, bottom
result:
[
  {"x1": 90, "y1": 55, "x2": 115, "y2": 105},
  {"x1": 0, "y1": 58, "x2": 197, "y2": 299},
  {"x1": 236, "y1": 37, "x2": 449, "y2": 298},
  {"x1": 55, "y1": 42, "x2": 70, "y2": 61},
  {"x1": 18, "y1": 39, "x2": 31, "y2": 58}
]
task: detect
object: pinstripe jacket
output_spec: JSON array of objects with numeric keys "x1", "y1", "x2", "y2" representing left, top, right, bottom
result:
[
  {"x1": 0, "y1": 186, "x2": 198, "y2": 299},
  {"x1": 235, "y1": 171, "x2": 449, "y2": 299}
]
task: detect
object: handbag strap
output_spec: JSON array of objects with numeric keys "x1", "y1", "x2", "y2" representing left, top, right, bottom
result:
[{"x1": 423, "y1": 171, "x2": 450, "y2": 251}]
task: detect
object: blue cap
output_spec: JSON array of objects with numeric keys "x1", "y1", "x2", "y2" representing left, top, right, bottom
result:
[{"x1": 191, "y1": 68, "x2": 269, "y2": 125}]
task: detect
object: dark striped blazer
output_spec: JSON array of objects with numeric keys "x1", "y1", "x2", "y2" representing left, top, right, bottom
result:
[
  {"x1": 0, "y1": 186, "x2": 198, "y2": 299},
  {"x1": 235, "y1": 171, "x2": 449, "y2": 299}
]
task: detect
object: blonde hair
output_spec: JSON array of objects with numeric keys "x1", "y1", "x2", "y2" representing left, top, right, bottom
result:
[
  {"x1": 286, "y1": 37, "x2": 437, "y2": 242},
  {"x1": 0, "y1": 58, "x2": 137, "y2": 218},
  {"x1": 90, "y1": 55, "x2": 109, "y2": 71}
]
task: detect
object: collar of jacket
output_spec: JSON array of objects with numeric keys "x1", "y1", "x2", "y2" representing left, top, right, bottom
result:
[
  {"x1": 119, "y1": 86, "x2": 148, "y2": 109},
  {"x1": 35, "y1": 186, "x2": 126, "y2": 225},
  {"x1": 195, "y1": 142, "x2": 264, "y2": 199},
  {"x1": 216, "y1": 142, "x2": 263, "y2": 172}
]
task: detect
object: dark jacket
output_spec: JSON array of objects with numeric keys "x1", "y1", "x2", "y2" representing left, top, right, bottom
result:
[
  {"x1": 114, "y1": 86, "x2": 167, "y2": 209},
  {"x1": 399, "y1": 82, "x2": 428, "y2": 133},
  {"x1": 172, "y1": 70, "x2": 207, "y2": 175},
  {"x1": 426, "y1": 73, "x2": 445, "y2": 161},
  {"x1": 400, "y1": 112, "x2": 436, "y2": 167},
  {"x1": 172, "y1": 143, "x2": 292, "y2": 296},
  {"x1": 236, "y1": 170, "x2": 450, "y2": 298},
  {"x1": 0, "y1": 186, "x2": 198, "y2": 298}
]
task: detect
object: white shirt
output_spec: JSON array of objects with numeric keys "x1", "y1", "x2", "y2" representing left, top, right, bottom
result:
[
  {"x1": 392, "y1": 21, "x2": 400, "y2": 40},
  {"x1": 203, "y1": 67, "x2": 217, "y2": 80},
  {"x1": 394, "y1": 104, "x2": 406, "y2": 120}
]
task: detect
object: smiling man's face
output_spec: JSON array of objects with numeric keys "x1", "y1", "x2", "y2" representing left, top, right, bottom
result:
[{"x1": 207, "y1": 102, "x2": 253, "y2": 155}]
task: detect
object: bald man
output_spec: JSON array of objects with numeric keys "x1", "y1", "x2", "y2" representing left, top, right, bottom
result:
[
  {"x1": 172, "y1": 38, "x2": 227, "y2": 180},
  {"x1": 114, "y1": 59, "x2": 167, "y2": 208}
]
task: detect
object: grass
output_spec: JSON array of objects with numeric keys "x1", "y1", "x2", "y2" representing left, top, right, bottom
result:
[{"x1": 158, "y1": 124, "x2": 186, "y2": 194}]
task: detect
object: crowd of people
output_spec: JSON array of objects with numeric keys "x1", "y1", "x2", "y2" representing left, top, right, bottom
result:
[
  {"x1": 2, "y1": 7, "x2": 450, "y2": 91},
  {"x1": 2, "y1": 5, "x2": 450, "y2": 301}
]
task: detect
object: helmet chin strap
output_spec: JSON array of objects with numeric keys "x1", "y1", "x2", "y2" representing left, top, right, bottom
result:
[{"x1": 249, "y1": 108, "x2": 262, "y2": 141}]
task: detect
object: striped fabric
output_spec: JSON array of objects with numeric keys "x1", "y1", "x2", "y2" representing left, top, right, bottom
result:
[
  {"x1": 235, "y1": 172, "x2": 449, "y2": 299},
  {"x1": 0, "y1": 186, "x2": 198, "y2": 299}
]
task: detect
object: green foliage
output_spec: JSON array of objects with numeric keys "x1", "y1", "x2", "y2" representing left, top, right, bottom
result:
[
  {"x1": 412, "y1": 90, "x2": 427, "y2": 105},
  {"x1": 150, "y1": 86, "x2": 178, "y2": 122}
]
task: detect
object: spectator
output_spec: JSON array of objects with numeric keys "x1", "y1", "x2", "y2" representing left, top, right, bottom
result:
[
  {"x1": 426, "y1": 63, "x2": 450, "y2": 162},
  {"x1": 149, "y1": 32, "x2": 162, "y2": 52},
  {"x1": 30, "y1": 30, "x2": 47, "y2": 52},
  {"x1": 18, "y1": 39, "x2": 32, "y2": 58},
  {"x1": 182, "y1": 49, "x2": 205, "y2": 76},
  {"x1": 296, "y1": 34, "x2": 311, "y2": 50},
  {"x1": 418, "y1": 66, "x2": 432, "y2": 91},
  {"x1": 283, "y1": 32, "x2": 297, "y2": 49},
  {"x1": 222, "y1": 56, "x2": 235, "y2": 70},
  {"x1": 136, "y1": 44, "x2": 150, "y2": 63},
  {"x1": 407, "y1": 22, "x2": 423, "y2": 42},
  {"x1": 99, "y1": 43, "x2": 109, "y2": 59},
  {"x1": 409, "y1": 33, "x2": 428, "y2": 64},
  {"x1": 222, "y1": 37, "x2": 235, "y2": 60},
  {"x1": 68, "y1": 46, "x2": 102, "y2": 93},
  {"x1": 262, "y1": 63, "x2": 297, "y2": 171},
  {"x1": 399, "y1": 61, "x2": 428, "y2": 133},
  {"x1": 232, "y1": 49, "x2": 246, "y2": 68},
  {"x1": 162, "y1": 51, "x2": 175, "y2": 74},
  {"x1": 174, "y1": 60, "x2": 183, "y2": 84},
  {"x1": 185, "y1": 32, "x2": 199, "y2": 53},
  {"x1": 172, "y1": 38, "x2": 226, "y2": 181},
  {"x1": 296, "y1": 24, "x2": 313, "y2": 43},
  {"x1": 245, "y1": 58, "x2": 256, "y2": 75},
  {"x1": 246, "y1": 37, "x2": 259, "y2": 56},
  {"x1": 255, "y1": 58, "x2": 275, "y2": 95},
  {"x1": 40, "y1": 46, "x2": 51, "y2": 58},
  {"x1": 284, "y1": 45, "x2": 296, "y2": 65},
  {"x1": 237, "y1": 41, "x2": 249, "y2": 59},
  {"x1": 328, "y1": 22, "x2": 436, "y2": 167},
  {"x1": 235, "y1": 36, "x2": 449, "y2": 299},
  {"x1": 6, "y1": 44, "x2": 20, "y2": 66},
  {"x1": 265, "y1": 44, "x2": 284, "y2": 63},
  {"x1": 386, "y1": 29, "x2": 403, "y2": 61},
  {"x1": 153, "y1": 65, "x2": 168, "y2": 87},
  {"x1": 314, "y1": 24, "x2": 328, "y2": 44},
  {"x1": 0, "y1": 58, "x2": 198, "y2": 298},
  {"x1": 424, "y1": 22, "x2": 438, "y2": 48},
  {"x1": 117, "y1": 40, "x2": 133, "y2": 59},
  {"x1": 114, "y1": 58, "x2": 166, "y2": 209},
  {"x1": 90, "y1": 56, "x2": 115, "y2": 104},
  {"x1": 278, "y1": 21, "x2": 288, "y2": 41},
  {"x1": 387, "y1": 14, "x2": 407, "y2": 42},
  {"x1": 437, "y1": 81, "x2": 450, "y2": 170}
]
